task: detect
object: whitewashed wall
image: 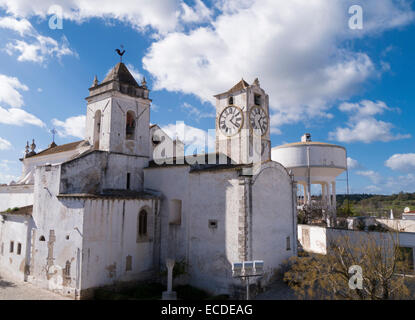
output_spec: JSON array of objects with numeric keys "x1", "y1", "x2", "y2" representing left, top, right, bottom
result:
[
  {"x1": 251, "y1": 162, "x2": 297, "y2": 284},
  {"x1": 81, "y1": 197, "x2": 159, "y2": 292},
  {"x1": 0, "y1": 185, "x2": 34, "y2": 212},
  {"x1": 377, "y1": 219, "x2": 415, "y2": 233},
  {"x1": 29, "y1": 164, "x2": 84, "y2": 299},
  {"x1": 144, "y1": 162, "x2": 296, "y2": 296},
  {"x1": 0, "y1": 214, "x2": 32, "y2": 281}
]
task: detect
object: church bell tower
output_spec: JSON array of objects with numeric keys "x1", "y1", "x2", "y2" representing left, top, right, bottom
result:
[
  {"x1": 85, "y1": 62, "x2": 151, "y2": 158},
  {"x1": 214, "y1": 78, "x2": 271, "y2": 164}
]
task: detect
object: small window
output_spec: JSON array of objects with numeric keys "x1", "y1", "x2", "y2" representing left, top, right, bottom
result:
[
  {"x1": 39, "y1": 236, "x2": 45, "y2": 241},
  {"x1": 228, "y1": 96, "x2": 234, "y2": 105},
  {"x1": 286, "y1": 236, "x2": 291, "y2": 251},
  {"x1": 10, "y1": 241, "x2": 14, "y2": 253},
  {"x1": 66, "y1": 235, "x2": 70, "y2": 240},
  {"x1": 169, "y1": 199, "x2": 182, "y2": 225},
  {"x1": 126, "y1": 255, "x2": 132, "y2": 271},
  {"x1": 65, "y1": 261, "x2": 71, "y2": 278},
  {"x1": 209, "y1": 220, "x2": 218, "y2": 229},
  {"x1": 254, "y1": 94, "x2": 261, "y2": 106},
  {"x1": 138, "y1": 210, "x2": 148, "y2": 238},
  {"x1": 17, "y1": 243, "x2": 22, "y2": 255},
  {"x1": 126, "y1": 111, "x2": 136, "y2": 140},
  {"x1": 126, "y1": 173, "x2": 131, "y2": 190}
]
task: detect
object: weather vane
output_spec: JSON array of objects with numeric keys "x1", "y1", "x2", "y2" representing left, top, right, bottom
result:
[
  {"x1": 50, "y1": 128, "x2": 57, "y2": 143},
  {"x1": 115, "y1": 44, "x2": 126, "y2": 62}
]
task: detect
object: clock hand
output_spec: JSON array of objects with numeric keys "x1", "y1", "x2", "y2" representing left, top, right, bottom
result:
[{"x1": 230, "y1": 118, "x2": 238, "y2": 127}]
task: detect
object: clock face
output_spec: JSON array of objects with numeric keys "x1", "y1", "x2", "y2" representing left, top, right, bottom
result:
[
  {"x1": 219, "y1": 106, "x2": 244, "y2": 136},
  {"x1": 249, "y1": 106, "x2": 268, "y2": 136}
]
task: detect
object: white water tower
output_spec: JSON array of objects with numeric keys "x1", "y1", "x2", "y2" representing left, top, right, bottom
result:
[{"x1": 271, "y1": 134, "x2": 347, "y2": 210}]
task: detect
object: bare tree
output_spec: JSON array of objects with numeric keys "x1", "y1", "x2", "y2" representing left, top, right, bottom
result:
[{"x1": 284, "y1": 232, "x2": 414, "y2": 300}]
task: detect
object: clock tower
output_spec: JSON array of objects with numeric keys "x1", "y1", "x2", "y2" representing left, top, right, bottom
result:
[{"x1": 214, "y1": 78, "x2": 271, "y2": 164}]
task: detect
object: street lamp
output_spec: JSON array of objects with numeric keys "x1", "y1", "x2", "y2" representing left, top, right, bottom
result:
[{"x1": 232, "y1": 260, "x2": 264, "y2": 300}]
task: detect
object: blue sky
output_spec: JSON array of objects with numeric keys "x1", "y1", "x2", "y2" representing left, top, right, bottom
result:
[{"x1": 0, "y1": 0, "x2": 414, "y2": 195}]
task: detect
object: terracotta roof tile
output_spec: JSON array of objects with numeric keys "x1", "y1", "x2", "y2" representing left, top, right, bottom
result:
[{"x1": 25, "y1": 140, "x2": 87, "y2": 159}]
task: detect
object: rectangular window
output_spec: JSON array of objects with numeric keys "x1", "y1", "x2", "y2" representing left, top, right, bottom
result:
[
  {"x1": 10, "y1": 241, "x2": 14, "y2": 253},
  {"x1": 17, "y1": 243, "x2": 22, "y2": 255},
  {"x1": 126, "y1": 173, "x2": 131, "y2": 190},
  {"x1": 286, "y1": 236, "x2": 291, "y2": 251},
  {"x1": 169, "y1": 199, "x2": 182, "y2": 225},
  {"x1": 126, "y1": 255, "x2": 132, "y2": 271}
]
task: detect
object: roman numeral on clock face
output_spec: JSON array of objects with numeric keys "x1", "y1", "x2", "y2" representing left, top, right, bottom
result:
[{"x1": 219, "y1": 105, "x2": 244, "y2": 137}]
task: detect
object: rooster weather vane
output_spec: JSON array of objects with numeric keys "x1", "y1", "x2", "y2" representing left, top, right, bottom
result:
[{"x1": 115, "y1": 45, "x2": 126, "y2": 62}]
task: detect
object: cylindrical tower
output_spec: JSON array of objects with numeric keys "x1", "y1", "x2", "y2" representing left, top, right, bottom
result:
[{"x1": 271, "y1": 133, "x2": 347, "y2": 211}]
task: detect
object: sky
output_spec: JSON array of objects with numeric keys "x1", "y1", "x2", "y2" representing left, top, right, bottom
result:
[{"x1": 0, "y1": 0, "x2": 414, "y2": 195}]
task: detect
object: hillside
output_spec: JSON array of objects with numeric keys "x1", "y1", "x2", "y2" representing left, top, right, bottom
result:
[{"x1": 336, "y1": 192, "x2": 415, "y2": 218}]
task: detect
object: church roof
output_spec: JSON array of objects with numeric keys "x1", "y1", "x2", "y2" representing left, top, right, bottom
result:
[
  {"x1": 214, "y1": 79, "x2": 250, "y2": 97},
  {"x1": 24, "y1": 140, "x2": 88, "y2": 159},
  {"x1": 102, "y1": 62, "x2": 140, "y2": 87},
  {"x1": 57, "y1": 190, "x2": 160, "y2": 200}
]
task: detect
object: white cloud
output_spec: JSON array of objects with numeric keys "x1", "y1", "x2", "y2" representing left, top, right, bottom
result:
[
  {"x1": 5, "y1": 34, "x2": 76, "y2": 64},
  {"x1": 329, "y1": 100, "x2": 411, "y2": 143},
  {"x1": 181, "y1": 102, "x2": 215, "y2": 122},
  {"x1": 0, "y1": 106, "x2": 45, "y2": 127},
  {"x1": 126, "y1": 64, "x2": 143, "y2": 83},
  {"x1": 347, "y1": 157, "x2": 361, "y2": 170},
  {"x1": 0, "y1": 74, "x2": 28, "y2": 108},
  {"x1": 0, "y1": 0, "x2": 186, "y2": 34},
  {"x1": 181, "y1": 0, "x2": 212, "y2": 23},
  {"x1": 0, "y1": 172, "x2": 18, "y2": 184},
  {"x1": 143, "y1": 0, "x2": 414, "y2": 132},
  {"x1": 161, "y1": 121, "x2": 215, "y2": 153},
  {"x1": 356, "y1": 170, "x2": 383, "y2": 184},
  {"x1": 385, "y1": 153, "x2": 415, "y2": 173},
  {"x1": 0, "y1": 16, "x2": 34, "y2": 36},
  {"x1": 339, "y1": 100, "x2": 391, "y2": 117},
  {"x1": 0, "y1": 137, "x2": 12, "y2": 150},
  {"x1": 52, "y1": 115, "x2": 86, "y2": 139}
]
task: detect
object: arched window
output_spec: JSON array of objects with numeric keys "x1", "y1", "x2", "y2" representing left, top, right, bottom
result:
[
  {"x1": 39, "y1": 236, "x2": 45, "y2": 241},
  {"x1": 137, "y1": 210, "x2": 148, "y2": 240},
  {"x1": 126, "y1": 111, "x2": 136, "y2": 140},
  {"x1": 94, "y1": 110, "x2": 101, "y2": 148},
  {"x1": 228, "y1": 96, "x2": 234, "y2": 105}
]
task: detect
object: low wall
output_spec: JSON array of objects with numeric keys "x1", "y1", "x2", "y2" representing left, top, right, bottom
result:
[
  {"x1": 0, "y1": 185, "x2": 34, "y2": 212},
  {"x1": 377, "y1": 219, "x2": 415, "y2": 233},
  {"x1": 298, "y1": 224, "x2": 415, "y2": 267}
]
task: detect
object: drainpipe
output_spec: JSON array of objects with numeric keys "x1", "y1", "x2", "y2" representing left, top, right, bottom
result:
[{"x1": 306, "y1": 146, "x2": 311, "y2": 205}]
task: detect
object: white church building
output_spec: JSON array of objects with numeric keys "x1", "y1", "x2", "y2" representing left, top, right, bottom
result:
[{"x1": 0, "y1": 62, "x2": 297, "y2": 299}]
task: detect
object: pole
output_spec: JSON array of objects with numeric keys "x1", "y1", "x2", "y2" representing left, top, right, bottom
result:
[
  {"x1": 246, "y1": 276, "x2": 250, "y2": 301},
  {"x1": 346, "y1": 151, "x2": 350, "y2": 214}
]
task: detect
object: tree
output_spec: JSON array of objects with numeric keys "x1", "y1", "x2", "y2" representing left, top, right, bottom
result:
[{"x1": 284, "y1": 232, "x2": 414, "y2": 300}]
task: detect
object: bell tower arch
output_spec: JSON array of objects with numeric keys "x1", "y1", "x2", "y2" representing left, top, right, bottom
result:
[{"x1": 85, "y1": 62, "x2": 151, "y2": 157}]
